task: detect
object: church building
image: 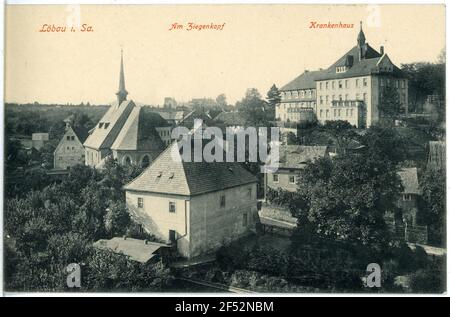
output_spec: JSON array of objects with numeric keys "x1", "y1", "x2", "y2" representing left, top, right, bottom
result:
[
  {"x1": 277, "y1": 22, "x2": 408, "y2": 128},
  {"x1": 84, "y1": 51, "x2": 170, "y2": 168}
]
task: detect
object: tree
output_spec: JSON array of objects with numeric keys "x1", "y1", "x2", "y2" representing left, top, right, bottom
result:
[
  {"x1": 236, "y1": 88, "x2": 269, "y2": 126},
  {"x1": 359, "y1": 125, "x2": 406, "y2": 164},
  {"x1": 104, "y1": 202, "x2": 131, "y2": 237},
  {"x1": 419, "y1": 166, "x2": 445, "y2": 246},
  {"x1": 266, "y1": 84, "x2": 281, "y2": 121},
  {"x1": 293, "y1": 151, "x2": 401, "y2": 249},
  {"x1": 321, "y1": 120, "x2": 356, "y2": 155},
  {"x1": 216, "y1": 94, "x2": 227, "y2": 108}
]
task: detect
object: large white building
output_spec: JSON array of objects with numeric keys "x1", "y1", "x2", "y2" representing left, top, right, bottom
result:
[
  {"x1": 276, "y1": 22, "x2": 408, "y2": 128},
  {"x1": 124, "y1": 142, "x2": 259, "y2": 258}
]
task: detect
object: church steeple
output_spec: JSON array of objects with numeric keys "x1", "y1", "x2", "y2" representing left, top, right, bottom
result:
[
  {"x1": 116, "y1": 49, "x2": 128, "y2": 105},
  {"x1": 357, "y1": 21, "x2": 366, "y2": 47},
  {"x1": 357, "y1": 21, "x2": 366, "y2": 60}
]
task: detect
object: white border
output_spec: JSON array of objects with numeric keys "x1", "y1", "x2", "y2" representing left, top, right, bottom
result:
[{"x1": 0, "y1": 0, "x2": 448, "y2": 298}]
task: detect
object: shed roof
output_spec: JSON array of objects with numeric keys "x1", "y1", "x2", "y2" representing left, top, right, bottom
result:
[{"x1": 93, "y1": 237, "x2": 169, "y2": 263}]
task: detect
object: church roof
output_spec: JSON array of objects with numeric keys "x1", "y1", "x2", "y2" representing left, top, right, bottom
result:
[
  {"x1": 124, "y1": 142, "x2": 257, "y2": 196},
  {"x1": 110, "y1": 107, "x2": 166, "y2": 152},
  {"x1": 83, "y1": 100, "x2": 135, "y2": 150},
  {"x1": 280, "y1": 70, "x2": 323, "y2": 91}
]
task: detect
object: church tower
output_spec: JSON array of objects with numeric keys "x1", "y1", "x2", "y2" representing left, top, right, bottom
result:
[
  {"x1": 357, "y1": 21, "x2": 366, "y2": 60},
  {"x1": 116, "y1": 50, "x2": 128, "y2": 105}
]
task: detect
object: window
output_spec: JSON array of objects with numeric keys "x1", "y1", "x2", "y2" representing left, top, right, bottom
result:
[
  {"x1": 104, "y1": 123, "x2": 110, "y2": 129},
  {"x1": 338, "y1": 109, "x2": 341, "y2": 117},
  {"x1": 169, "y1": 202, "x2": 176, "y2": 213},
  {"x1": 319, "y1": 82, "x2": 323, "y2": 90},
  {"x1": 273, "y1": 174, "x2": 279, "y2": 183},
  {"x1": 345, "y1": 80, "x2": 349, "y2": 88},
  {"x1": 333, "y1": 109, "x2": 337, "y2": 117},
  {"x1": 99, "y1": 123, "x2": 104, "y2": 128},
  {"x1": 289, "y1": 175, "x2": 295, "y2": 184},
  {"x1": 332, "y1": 81, "x2": 335, "y2": 89},
  {"x1": 247, "y1": 188, "x2": 252, "y2": 198},
  {"x1": 320, "y1": 96, "x2": 323, "y2": 105},
  {"x1": 326, "y1": 95, "x2": 329, "y2": 104},
  {"x1": 169, "y1": 229, "x2": 176, "y2": 242},
  {"x1": 320, "y1": 109, "x2": 323, "y2": 118},
  {"x1": 356, "y1": 79, "x2": 359, "y2": 87},
  {"x1": 363, "y1": 78, "x2": 368, "y2": 87},
  {"x1": 137, "y1": 197, "x2": 144, "y2": 208},
  {"x1": 66, "y1": 136, "x2": 70, "y2": 141},
  {"x1": 326, "y1": 82, "x2": 329, "y2": 89},
  {"x1": 220, "y1": 195, "x2": 226, "y2": 208},
  {"x1": 338, "y1": 81, "x2": 342, "y2": 89},
  {"x1": 243, "y1": 212, "x2": 248, "y2": 227},
  {"x1": 326, "y1": 109, "x2": 329, "y2": 118},
  {"x1": 71, "y1": 136, "x2": 75, "y2": 141}
]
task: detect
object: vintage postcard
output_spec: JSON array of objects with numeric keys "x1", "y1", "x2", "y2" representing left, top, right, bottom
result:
[{"x1": 2, "y1": 2, "x2": 447, "y2": 298}]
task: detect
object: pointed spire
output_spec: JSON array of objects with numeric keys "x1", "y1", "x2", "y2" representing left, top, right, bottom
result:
[
  {"x1": 357, "y1": 21, "x2": 366, "y2": 47},
  {"x1": 116, "y1": 49, "x2": 128, "y2": 105}
]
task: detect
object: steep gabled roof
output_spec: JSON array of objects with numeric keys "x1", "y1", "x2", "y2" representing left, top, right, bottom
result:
[
  {"x1": 84, "y1": 100, "x2": 135, "y2": 150},
  {"x1": 124, "y1": 142, "x2": 257, "y2": 196},
  {"x1": 111, "y1": 107, "x2": 166, "y2": 152},
  {"x1": 398, "y1": 167, "x2": 421, "y2": 195},
  {"x1": 281, "y1": 70, "x2": 324, "y2": 91},
  {"x1": 316, "y1": 45, "x2": 406, "y2": 81},
  {"x1": 54, "y1": 126, "x2": 84, "y2": 154}
]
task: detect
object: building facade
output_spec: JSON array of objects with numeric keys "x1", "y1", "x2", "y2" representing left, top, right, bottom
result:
[
  {"x1": 124, "y1": 143, "x2": 259, "y2": 259},
  {"x1": 265, "y1": 145, "x2": 330, "y2": 193},
  {"x1": 53, "y1": 117, "x2": 87, "y2": 169},
  {"x1": 277, "y1": 22, "x2": 408, "y2": 128}
]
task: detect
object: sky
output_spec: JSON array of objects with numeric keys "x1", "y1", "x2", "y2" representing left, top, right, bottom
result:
[{"x1": 4, "y1": 4, "x2": 446, "y2": 106}]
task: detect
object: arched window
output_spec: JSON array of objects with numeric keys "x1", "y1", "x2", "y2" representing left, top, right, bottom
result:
[
  {"x1": 123, "y1": 155, "x2": 132, "y2": 166},
  {"x1": 141, "y1": 155, "x2": 150, "y2": 168}
]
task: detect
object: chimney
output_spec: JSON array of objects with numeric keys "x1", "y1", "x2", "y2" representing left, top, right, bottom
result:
[{"x1": 380, "y1": 46, "x2": 384, "y2": 55}]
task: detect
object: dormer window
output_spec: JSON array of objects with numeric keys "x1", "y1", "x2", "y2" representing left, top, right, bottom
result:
[
  {"x1": 104, "y1": 123, "x2": 110, "y2": 129},
  {"x1": 336, "y1": 66, "x2": 347, "y2": 73},
  {"x1": 99, "y1": 122, "x2": 104, "y2": 128}
]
